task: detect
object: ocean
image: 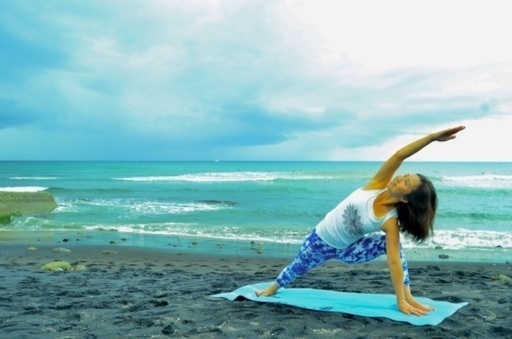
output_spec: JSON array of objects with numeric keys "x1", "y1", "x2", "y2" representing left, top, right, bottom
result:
[{"x1": 1, "y1": 161, "x2": 511, "y2": 263}]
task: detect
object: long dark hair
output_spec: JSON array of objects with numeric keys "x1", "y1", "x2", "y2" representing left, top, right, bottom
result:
[{"x1": 396, "y1": 174, "x2": 437, "y2": 242}]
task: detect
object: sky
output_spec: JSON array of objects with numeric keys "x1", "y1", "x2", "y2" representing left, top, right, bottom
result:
[{"x1": 1, "y1": 0, "x2": 511, "y2": 161}]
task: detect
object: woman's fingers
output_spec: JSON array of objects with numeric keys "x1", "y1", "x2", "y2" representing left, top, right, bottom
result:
[{"x1": 398, "y1": 301, "x2": 431, "y2": 316}]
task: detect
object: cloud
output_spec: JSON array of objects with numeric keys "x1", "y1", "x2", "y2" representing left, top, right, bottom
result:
[{"x1": 0, "y1": 0, "x2": 511, "y2": 160}]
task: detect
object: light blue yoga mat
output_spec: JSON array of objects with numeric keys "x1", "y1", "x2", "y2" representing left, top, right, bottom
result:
[{"x1": 210, "y1": 282, "x2": 468, "y2": 326}]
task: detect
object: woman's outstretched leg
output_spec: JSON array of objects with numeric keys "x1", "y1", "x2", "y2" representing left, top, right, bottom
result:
[
  {"x1": 338, "y1": 233, "x2": 411, "y2": 286},
  {"x1": 256, "y1": 230, "x2": 336, "y2": 296}
]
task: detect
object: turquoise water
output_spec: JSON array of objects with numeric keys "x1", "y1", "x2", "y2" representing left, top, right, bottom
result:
[{"x1": 1, "y1": 161, "x2": 511, "y2": 262}]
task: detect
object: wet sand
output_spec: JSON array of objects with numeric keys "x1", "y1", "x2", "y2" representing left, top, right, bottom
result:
[{"x1": 0, "y1": 242, "x2": 511, "y2": 338}]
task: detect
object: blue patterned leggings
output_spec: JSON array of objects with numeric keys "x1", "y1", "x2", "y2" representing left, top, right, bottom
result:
[{"x1": 276, "y1": 230, "x2": 410, "y2": 287}]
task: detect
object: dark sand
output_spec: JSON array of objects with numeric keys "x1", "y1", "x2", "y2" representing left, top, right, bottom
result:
[{"x1": 0, "y1": 242, "x2": 511, "y2": 338}]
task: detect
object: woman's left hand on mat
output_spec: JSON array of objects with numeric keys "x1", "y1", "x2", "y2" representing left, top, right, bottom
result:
[{"x1": 398, "y1": 300, "x2": 432, "y2": 316}]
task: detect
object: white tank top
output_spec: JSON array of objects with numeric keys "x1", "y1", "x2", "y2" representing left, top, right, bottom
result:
[{"x1": 315, "y1": 188, "x2": 398, "y2": 249}]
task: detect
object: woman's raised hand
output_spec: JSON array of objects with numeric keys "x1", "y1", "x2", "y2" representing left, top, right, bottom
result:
[{"x1": 432, "y1": 125, "x2": 465, "y2": 142}]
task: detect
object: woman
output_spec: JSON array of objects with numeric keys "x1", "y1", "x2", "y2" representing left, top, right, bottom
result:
[{"x1": 256, "y1": 125, "x2": 465, "y2": 316}]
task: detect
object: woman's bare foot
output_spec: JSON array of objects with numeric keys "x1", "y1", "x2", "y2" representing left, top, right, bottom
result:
[{"x1": 255, "y1": 282, "x2": 280, "y2": 297}]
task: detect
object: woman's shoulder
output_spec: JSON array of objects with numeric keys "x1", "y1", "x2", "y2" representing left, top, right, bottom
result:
[
  {"x1": 357, "y1": 186, "x2": 386, "y2": 194},
  {"x1": 362, "y1": 181, "x2": 388, "y2": 190},
  {"x1": 345, "y1": 187, "x2": 385, "y2": 203}
]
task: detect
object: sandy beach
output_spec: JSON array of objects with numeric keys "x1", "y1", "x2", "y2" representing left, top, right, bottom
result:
[{"x1": 0, "y1": 241, "x2": 511, "y2": 338}]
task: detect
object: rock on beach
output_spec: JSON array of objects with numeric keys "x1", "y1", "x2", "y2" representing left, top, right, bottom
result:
[{"x1": 0, "y1": 191, "x2": 57, "y2": 221}]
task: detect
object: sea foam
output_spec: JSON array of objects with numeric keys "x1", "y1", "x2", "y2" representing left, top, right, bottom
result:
[
  {"x1": 114, "y1": 172, "x2": 330, "y2": 183},
  {"x1": 0, "y1": 186, "x2": 48, "y2": 192},
  {"x1": 442, "y1": 174, "x2": 512, "y2": 189}
]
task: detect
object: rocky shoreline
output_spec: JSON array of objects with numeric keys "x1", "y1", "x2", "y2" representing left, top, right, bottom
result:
[
  {"x1": 0, "y1": 191, "x2": 57, "y2": 222},
  {"x1": 0, "y1": 243, "x2": 511, "y2": 338}
]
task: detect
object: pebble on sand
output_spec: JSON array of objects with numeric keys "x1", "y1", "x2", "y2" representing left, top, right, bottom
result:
[
  {"x1": 40, "y1": 261, "x2": 72, "y2": 271},
  {"x1": 40, "y1": 261, "x2": 87, "y2": 272},
  {"x1": 492, "y1": 274, "x2": 512, "y2": 282},
  {"x1": 53, "y1": 247, "x2": 72, "y2": 253}
]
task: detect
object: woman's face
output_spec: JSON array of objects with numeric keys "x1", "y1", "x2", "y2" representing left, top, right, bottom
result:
[{"x1": 387, "y1": 173, "x2": 421, "y2": 199}]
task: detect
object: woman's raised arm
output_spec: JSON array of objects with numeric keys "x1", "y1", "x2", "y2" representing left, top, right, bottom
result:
[{"x1": 365, "y1": 126, "x2": 465, "y2": 190}]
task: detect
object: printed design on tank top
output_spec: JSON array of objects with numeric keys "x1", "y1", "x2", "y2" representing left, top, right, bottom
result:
[{"x1": 342, "y1": 204, "x2": 364, "y2": 236}]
